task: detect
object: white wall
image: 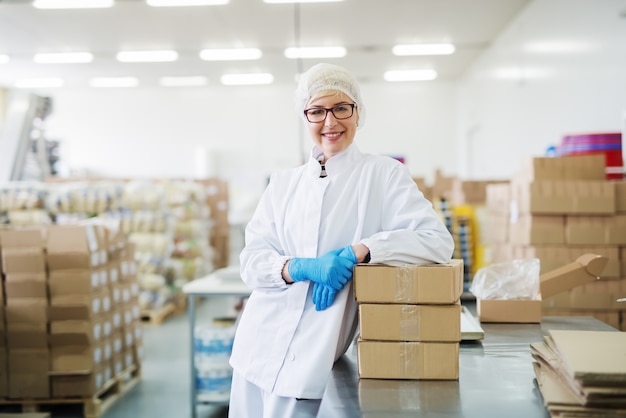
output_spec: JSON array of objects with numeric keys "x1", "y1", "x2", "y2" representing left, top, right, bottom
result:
[
  {"x1": 45, "y1": 80, "x2": 457, "y2": 221},
  {"x1": 457, "y1": 0, "x2": 626, "y2": 180}
]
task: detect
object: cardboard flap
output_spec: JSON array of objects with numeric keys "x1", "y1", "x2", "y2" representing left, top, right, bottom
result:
[
  {"x1": 576, "y1": 253, "x2": 609, "y2": 277},
  {"x1": 540, "y1": 253, "x2": 607, "y2": 299}
]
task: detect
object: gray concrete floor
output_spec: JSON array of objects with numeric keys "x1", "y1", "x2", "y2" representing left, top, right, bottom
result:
[{"x1": 101, "y1": 297, "x2": 233, "y2": 418}]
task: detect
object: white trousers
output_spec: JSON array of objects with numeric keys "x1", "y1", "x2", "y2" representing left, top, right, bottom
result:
[{"x1": 228, "y1": 371, "x2": 322, "y2": 418}]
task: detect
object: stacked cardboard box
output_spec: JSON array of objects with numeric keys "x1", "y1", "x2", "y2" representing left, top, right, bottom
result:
[
  {"x1": 354, "y1": 260, "x2": 464, "y2": 380},
  {"x1": 485, "y1": 154, "x2": 626, "y2": 329},
  {"x1": 1, "y1": 228, "x2": 49, "y2": 398},
  {"x1": 47, "y1": 224, "x2": 114, "y2": 397},
  {"x1": 0, "y1": 224, "x2": 142, "y2": 400}
]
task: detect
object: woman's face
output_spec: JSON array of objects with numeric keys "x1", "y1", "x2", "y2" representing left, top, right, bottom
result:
[{"x1": 305, "y1": 91, "x2": 359, "y2": 162}]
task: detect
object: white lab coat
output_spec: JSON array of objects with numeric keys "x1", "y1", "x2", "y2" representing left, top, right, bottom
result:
[{"x1": 230, "y1": 143, "x2": 454, "y2": 400}]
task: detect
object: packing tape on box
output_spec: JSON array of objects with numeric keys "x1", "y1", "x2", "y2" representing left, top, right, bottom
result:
[
  {"x1": 401, "y1": 305, "x2": 418, "y2": 337},
  {"x1": 395, "y1": 266, "x2": 414, "y2": 303}
]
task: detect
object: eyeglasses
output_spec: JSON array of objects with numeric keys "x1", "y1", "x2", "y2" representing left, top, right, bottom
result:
[{"x1": 303, "y1": 103, "x2": 356, "y2": 123}]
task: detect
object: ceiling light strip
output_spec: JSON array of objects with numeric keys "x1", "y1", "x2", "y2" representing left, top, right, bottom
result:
[
  {"x1": 264, "y1": 0, "x2": 343, "y2": 3},
  {"x1": 199, "y1": 48, "x2": 262, "y2": 61},
  {"x1": 392, "y1": 43, "x2": 456, "y2": 56},
  {"x1": 284, "y1": 46, "x2": 346, "y2": 59},
  {"x1": 90, "y1": 77, "x2": 139, "y2": 88},
  {"x1": 159, "y1": 76, "x2": 208, "y2": 87},
  {"x1": 146, "y1": 0, "x2": 228, "y2": 6},
  {"x1": 116, "y1": 50, "x2": 179, "y2": 63},
  {"x1": 33, "y1": 0, "x2": 114, "y2": 9},
  {"x1": 0, "y1": 54, "x2": 10, "y2": 64},
  {"x1": 34, "y1": 52, "x2": 94, "y2": 64}
]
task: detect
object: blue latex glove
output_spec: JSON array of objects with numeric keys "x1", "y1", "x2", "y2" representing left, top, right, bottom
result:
[
  {"x1": 312, "y1": 283, "x2": 336, "y2": 311},
  {"x1": 288, "y1": 246, "x2": 357, "y2": 290}
]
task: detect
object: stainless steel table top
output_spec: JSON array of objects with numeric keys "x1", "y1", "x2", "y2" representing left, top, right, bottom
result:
[{"x1": 317, "y1": 316, "x2": 617, "y2": 418}]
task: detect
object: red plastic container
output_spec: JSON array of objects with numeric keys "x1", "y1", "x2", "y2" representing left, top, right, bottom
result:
[{"x1": 559, "y1": 132, "x2": 624, "y2": 180}]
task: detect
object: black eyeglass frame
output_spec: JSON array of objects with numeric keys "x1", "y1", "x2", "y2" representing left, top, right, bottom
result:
[{"x1": 303, "y1": 103, "x2": 357, "y2": 123}]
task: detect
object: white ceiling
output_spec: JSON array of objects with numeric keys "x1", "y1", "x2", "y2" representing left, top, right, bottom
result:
[{"x1": 0, "y1": 0, "x2": 531, "y2": 88}]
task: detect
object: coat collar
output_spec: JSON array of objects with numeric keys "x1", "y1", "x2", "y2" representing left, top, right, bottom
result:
[{"x1": 306, "y1": 143, "x2": 363, "y2": 178}]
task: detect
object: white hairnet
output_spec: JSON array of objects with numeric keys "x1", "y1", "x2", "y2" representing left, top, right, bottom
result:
[{"x1": 295, "y1": 63, "x2": 366, "y2": 128}]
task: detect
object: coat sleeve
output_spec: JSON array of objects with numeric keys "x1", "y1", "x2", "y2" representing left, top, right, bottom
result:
[
  {"x1": 360, "y1": 162, "x2": 455, "y2": 266},
  {"x1": 239, "y1": 176, "x2": 291, "y2": 291}
]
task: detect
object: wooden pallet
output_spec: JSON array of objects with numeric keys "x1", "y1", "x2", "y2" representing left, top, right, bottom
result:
[
  {"x1": 140, "y1": 302, "x2": 176, "y2": 325},
  {"x1": 0, "y1": 366, "x2": 141, "y2": 418}
]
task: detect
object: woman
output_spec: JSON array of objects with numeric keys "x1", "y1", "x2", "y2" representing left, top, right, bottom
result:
[{"x1": 228, "y1": 63, "x2": 454, "y2": 417}]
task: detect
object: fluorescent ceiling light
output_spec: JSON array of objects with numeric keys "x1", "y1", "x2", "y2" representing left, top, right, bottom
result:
[
  {"x1": 392, "y1": 43, "x2": 455, "y2": 56},
  {"x1": 159, "y1": 76, "x2": 208, "y2": 87},
  {"x1": 524, "y1": 41, "x2": 592, "y2": 53},
  {"x1": 33, "y1": 0, "x2": 113, "y2": 9},
  {"x1": 199, "y1": 48, "x2": 262, "y2": 61},
  {"x1": 264, "y1": 0, "x2": 342, "y2": 3},
  {"x1": 220, "y1": 73, "x2": 274, "y2": 86},
  {"x1": 15, "y1": 78, "x2": 64, "y2": 88},
  {"x1": 34, "y1": 52, "x2": 94, "y2": 64},
  {"x1": 146, "y1": 0, "x2": 228, "y2": 5},
  {"x1": 90, "y1": 77, "x2": 139, "y2": 88},
  {"x1": 383, "y1": 69, "x2": 437, "y2": 82},
  {"x1": 116, "y1": 50, "x2": 178, "y2": 63},
  {"x1": 284, "y1": 46, "x2": 346, "y2": 59},
  {"x1": 0, "y1": 54, "x2": 9, "y2": 64}
]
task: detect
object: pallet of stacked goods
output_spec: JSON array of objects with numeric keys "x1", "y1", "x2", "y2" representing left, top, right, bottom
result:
[
  {"x1": 354, "y1": 260, "x2": 464, "y2": 385},
  {"x1": 195, "y1": 179, "x2": 230, "y2": 269},
  {"x1": 0, "y1": 183, "x2": 50, "y2": 226},
  {"x1": 108, "y1": 180, "x2": 175, "y2": 325},
  {"x1": 0, "y1": 224, "x2": 141, "y2": 417},
  {"x1": 160, "y1": 180, "x2": 215, "y2": 313},
  {"x1": 489, "y1": 154, "x2": 626, "y2": 329}
]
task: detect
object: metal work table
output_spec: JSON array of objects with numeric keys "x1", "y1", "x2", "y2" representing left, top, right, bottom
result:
[
  {"x1": 184, "y1": 269, "x2": 616, "y2": 418},
  {"x1": 318, "y1": 315, "x2": 617, "y2": 418}
]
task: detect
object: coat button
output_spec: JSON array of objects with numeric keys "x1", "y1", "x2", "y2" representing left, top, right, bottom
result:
[{"x1": 290, "y1": 354, "x2": 295, "y2": 361}]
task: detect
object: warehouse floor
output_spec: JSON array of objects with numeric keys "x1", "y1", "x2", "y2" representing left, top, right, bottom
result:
[{"x1": 101, "y1": 297, "x2": 233, "y2": 418}]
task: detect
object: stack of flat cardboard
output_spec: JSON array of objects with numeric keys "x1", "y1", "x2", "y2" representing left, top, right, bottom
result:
[{"x1": 531, "y1": 330, "x2": 626, "y2": 417}]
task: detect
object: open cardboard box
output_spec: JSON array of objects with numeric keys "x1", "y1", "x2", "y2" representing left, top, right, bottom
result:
[{"x1": 476, "y1": 254, "x2": 608, "y2": 323}]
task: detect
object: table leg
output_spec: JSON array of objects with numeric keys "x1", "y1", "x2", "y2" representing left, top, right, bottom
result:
[{"x1": 189, "y1": 294, "x2": 197, "y2": 418}]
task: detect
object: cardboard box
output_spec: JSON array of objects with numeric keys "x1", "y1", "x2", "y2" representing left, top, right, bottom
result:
[
  {"x1": 8, "y1": 348, "x2": 49, "y2": 374},
  {"x1": 46, "y1": 224, "x2": 101, "y2": 270},
  {"x1": 615, "y1": 181, "x2": 626, "y2": 213},
  {"x1": 48, "y1": 269, "x2": 101, "y2": 296},
  {"x1": 51, "y1": 363, "x2": 111, "y2": 398},
  {"x1": 359, "y1": 303, "x2": 461, "y2": 342},
  {"x1": 565, "y1": 215, "x2": 626, "y2": 245},
  {"x1": 519, "y1": 155, "x2": 606, "y2": 181},
  {"x1": 508, "y1": 215, "x2": 565, "y2": 245},
  {"x1": 49, "y1": 290, "x2": 110, "y2": 320},
  {"x1": 50, "y1": 342, "x2": 104, "y2": 372},
  {"x1": 6, "y1": 330, "x2": 48, "y2": 349},
  {"x1": 357, "y1": 339, "x2": 459, "y2": 380},
  {"x1": 477, "y1": 253, "x2": 608, "y2": 323},
  {"x1": 4, "y1": 281, "x2": 47, "y2": 299},
  {"x1": 8, "y1": 372, "x2": 50, "y2": 399},
  {"x1": 0, "y1": 248, "x2": 46, "y2": 275},
  {"x1": 5, "y1": 299, "x2": 48, "y2": 330},
  {"x1": 486, "y1": 183, "x2": 511, "y2": 215},
  {"x1": 354, "y1": 260, "x2": 463, "y2": 304},
  {"x1": 0, "y1": 228, "x2": 45, "y2": 249},
  {"x1": 50, "y1": 319, "x2": 104, "y2": 346},
  {"x1": 511, "y1": 180, "x2": 615, "y2": 215}
]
